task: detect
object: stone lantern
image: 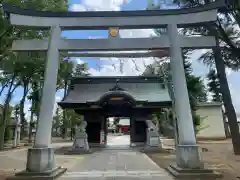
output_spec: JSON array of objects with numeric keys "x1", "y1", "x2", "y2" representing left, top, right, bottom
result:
[{"x1": 10, "y1": 119, "x2": 21, "y2": 148}]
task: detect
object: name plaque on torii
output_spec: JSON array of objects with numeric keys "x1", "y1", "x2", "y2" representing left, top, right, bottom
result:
[{"x1": 109, "y1": 27, "x2": 120, "y2": 38}]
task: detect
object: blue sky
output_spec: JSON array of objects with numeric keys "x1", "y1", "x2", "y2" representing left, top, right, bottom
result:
[
  {"x1": 62, "y1": 0, "x2": 151, "y2": 68},
  {"x1": 1, "y1": 0, "x2": 240, "y2": 117},
  {"x1": 69, "y1": 0, "x2": 149, "y2": 10},
  {"x1": 1, "y1": 0, "x2": 153, "y2": 112}
]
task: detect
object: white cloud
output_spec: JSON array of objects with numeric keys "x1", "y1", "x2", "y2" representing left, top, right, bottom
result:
[
  {"x1": 70, "y1": 0, "x2": 157, "y2": 76},
  {"x1": 74, "y1": 58, "x2": 85, "y2": 65},
  {"x1": 24, "y1": 102, "x2": 32, "y2": 122},
  {"x1": 82, "y1": 0, "x2": 130, "y2": 11},
  {"x1": 70, "y1": 4, "x2": 86, "y2": 11},
  {"x1": 69, "y1": 0, "x2": 240, "y2": 114},
  {"x1": 120, "y1": 29, "x2": 155, "y2": 38},
  {"x1": 55, "y1": 96, "x2": 62, "y2": 102},
  {"x1": 88, "y1": 57, "x2": 155, "y2": 76},
  {"x1": 228, "y1": 83, "x2": 240, "y2": 114},
  {"x1": 226, "y1": 68, "x2": 233, "y2": 76},
  {"x1": 52, "y1": 96, "x2": 62, "y2": 116}
]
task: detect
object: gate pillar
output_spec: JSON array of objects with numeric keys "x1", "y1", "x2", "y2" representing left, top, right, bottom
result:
[
  {"x1": 168, "y1": 23, "x2": 202, "y2": 169},
  {"x1": 15, "y1": 26, "x2": 67, "y2": 179}
]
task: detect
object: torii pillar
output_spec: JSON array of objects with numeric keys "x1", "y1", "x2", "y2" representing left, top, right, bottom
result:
[
  {"x1": 167, "y1": 24, "x2": 202, "y2": 168},
  {"x1": 12, "y1": 26, "x2": 67, "y2": 179}
]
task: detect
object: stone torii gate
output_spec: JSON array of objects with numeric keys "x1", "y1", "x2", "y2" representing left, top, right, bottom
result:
[{"x1": 3, "y1": 1, "x2": 225, "y2": 179}]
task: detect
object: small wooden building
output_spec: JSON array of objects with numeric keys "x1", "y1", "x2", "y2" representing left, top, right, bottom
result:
[{"x1": 59, "y1": 76, "x2": 172, "y2": 146}]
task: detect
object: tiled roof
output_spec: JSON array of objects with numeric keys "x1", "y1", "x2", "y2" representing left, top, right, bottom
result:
[{"x1": 61, "y1": 82, "x2": 171, "y2": 103}]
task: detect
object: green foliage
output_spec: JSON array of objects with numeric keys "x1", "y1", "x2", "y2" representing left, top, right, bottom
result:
[
  {"x1": 0, "y1": 0, "x2": 70, "y2": 149},
  {"x1": 4, "y1": 127, "x2": 12, "y2": 142},
  {"x1": 4, "y1": 105, "x2": 13, "y2": 141},
  {"x1": 66, "y1": 109, "x2": 83, "y2": 127},
  {"x1": 169, "y1": 0, "x2": 240, "y2": 154},
  {"x1": 207, "y1": 69, "x2": 222, "y2": 102},
  {"x1": 143, "y1": 59, "x2": 207, "y2": 128},
  {"x1": 143, "y1": 59, "x2": 207, "y2": 103},
  {"x1": 73, "y1": 63, "x2": 90, "y2": 77},
  {"x1": 52, "y1": 107, "x2": 84, "y2": 137},
  {"x1": 195, "y1": 115, "x2": 209, "y2": 134},
  {"x1": 171, "y1": 0, "x2": 240, "y2": 70},
  {"x1": 113, "y1": 117, "x2": 120, "y2": 125}
]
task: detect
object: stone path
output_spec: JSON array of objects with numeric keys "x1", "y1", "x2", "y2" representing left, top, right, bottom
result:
[
  {"x1": 0, "y1": 136, "x2": 174, "y2": 180},
  {"x1": 60, "y1": 135, "x2": 174, "y2": 180},
  {"x1": 107, "y1": 135, "x2": 130, "y2": 146}
]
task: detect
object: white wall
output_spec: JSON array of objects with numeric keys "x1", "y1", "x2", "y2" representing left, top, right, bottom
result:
[
  {"x1": 226, "y1": 116, "x2": 240, "y2": 133},
  {"x1": 196, "y1": 105, "x2": 226, "y2": 139}
]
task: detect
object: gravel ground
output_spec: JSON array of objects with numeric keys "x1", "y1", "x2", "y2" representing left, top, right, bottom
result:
[{"x1": 147, "y1": 138, "x2": 240, "y2": 180}]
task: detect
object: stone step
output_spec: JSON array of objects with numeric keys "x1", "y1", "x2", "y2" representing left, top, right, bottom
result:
[
  {"x1": 62, "y1": 170, "x2": 166, "y2": 178},
  {"x1": 7, "y1": 167, "x2": 67, "y2": 180},
  {"x1": 166, "y1": 164, "x2": 223, "y2": 179}
]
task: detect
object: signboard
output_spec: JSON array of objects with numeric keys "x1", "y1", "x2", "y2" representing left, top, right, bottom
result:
[{"x1": 110, "y1": 97, "x2": 123, "y2": 101}]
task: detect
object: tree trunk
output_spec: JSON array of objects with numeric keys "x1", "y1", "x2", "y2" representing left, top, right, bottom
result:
[
  {"x1": 20, "y1": 82, "x2": 29, "y2": 139},
  {"x1": 28, "y1": 102, "x2": 34, "y2": 143},
  {"x1": 63, "y1": 80, "x2": 68, "y2": 139},
  {"x1": 0, "y1": 77, "x2": 19, "y2": 150},
  {"x1": 213, "y1": 38, "x2": 240, "y2": 155},
  {"x1": 0, "y1": 80, "x2": 10, "y2": 96},
  {"x1": 222, "y1": 107, "x2": 231, "y2": 138},
  {"x1": 35, "y1": 81, "x2": 42, "y2": 128},
  {"x1": 70, "y1": 128, "x2": 73, "y2": 140},
  {"x1": 63, "y1": 113, "x2": 68, "y2": 139}
]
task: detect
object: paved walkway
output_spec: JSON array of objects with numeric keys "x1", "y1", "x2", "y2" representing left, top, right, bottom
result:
[
  {"x1": 60, "y1": 135, "x2": 174, "y2": 180},
  {"x1": 0, "y1": 136, "x2": 174, "y2": 179}
]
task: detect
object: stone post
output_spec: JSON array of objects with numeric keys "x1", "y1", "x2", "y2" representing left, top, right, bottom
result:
[
  {"x1": 12, "y1": 125, "x2": 18, "y2": 148},
  {"x1": 17, "y1": 124, "x2": 21, "y2": 146},
  {"x1": 167, "y1": 24, "x2": 202, "y2": 169},
  {"x1": 130, "y1": 115, "x2": 136, "y2": 146},
  {"x1": 100, "y1": 116, "x2": 106, "y2": 147},
  {"x1": 12, "y1": 123, "x2": 21, "y2": 148},
  {"x1": 104, "y1": 117, "x2": 107, "y2": 145},
  {"x1": 14, "y1": 26, "x2": 67, "y2": 178}
]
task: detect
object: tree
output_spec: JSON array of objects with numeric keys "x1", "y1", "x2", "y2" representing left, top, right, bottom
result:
[
  {"x1": 58, "y1": 60, "x2": 74, "y2": 138},
  {"x1": 58, "y1": 61, "x2": 89, "y2": 139},
  {"x1": 73, "y1": 63, "x2": 90, "y2": 77},
  {"x1": 143, "y1": 58, "x2": 207, "y2": 131},
  {"x1": 170, "y1": 0, "x2": 240, "y2": 154},
  {"x1": 0, "y1": 69, "x2": 21, "y2": 149},
  {"x1": 113, "y1": 117, "x2": 120, "y2": 125},
  {"x1": 0, "y1": 0, "x2": 68, "y2": 150},
  {"x1": 4, "y1": 105, "x2": 13, "y2": 142},
  {"x1": 207, "y1": 69, "x2": 231, "y2": 137},
  {"x1": 65, "y1": 109, "x2": 83, "y2": 127},
  {"x1": 183, "y1": 56, "x2": 208, "y2": 104},
  {"x1": 207, "y1": 69, "x2": 222, "y2": 102},
  {"x1": 52, "y1": 107, "x2": 62, "y2": 136},
  {"x1": 27, "y1": 81, "x2": 41, "y2": 143},
  {"x1": 57, "y1": 108, "x2": 83, "y2": 139}
]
